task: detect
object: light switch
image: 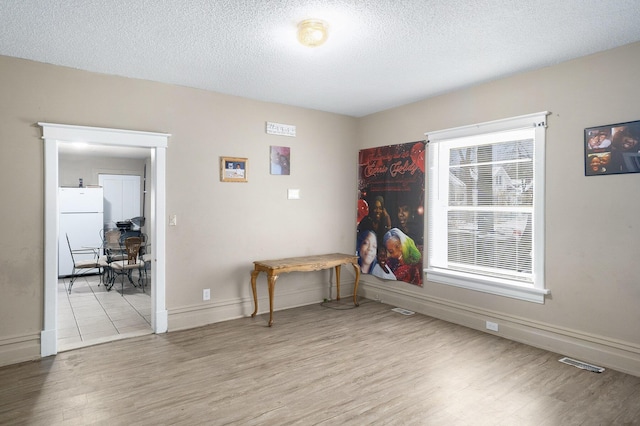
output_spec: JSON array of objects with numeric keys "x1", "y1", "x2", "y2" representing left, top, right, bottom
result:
[
  {"x1": 169, "y1": 214, "x2": 177, "y2": 226},
  {"x1": 287, "y1": 189, "x2": 300, "y2": 200}
]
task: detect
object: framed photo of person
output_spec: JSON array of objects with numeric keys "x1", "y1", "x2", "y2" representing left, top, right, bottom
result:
[
  {"x1": 220, "y1": 157, "x2": 248, "y2": 182},
  {"x1": 270, "y1": 146, "x2": 290, "y2": 175},
  {"x1": 585, "y1": 120, "x2": 640, "y2": 176}
]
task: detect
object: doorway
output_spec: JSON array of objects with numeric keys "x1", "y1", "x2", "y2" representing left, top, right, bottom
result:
[
  {"x1": 59, "y1": 157, "x2": 149, "y2": 349},
  {"x1": 40, "y1": 123, "x2": 170, "y2": 357}
]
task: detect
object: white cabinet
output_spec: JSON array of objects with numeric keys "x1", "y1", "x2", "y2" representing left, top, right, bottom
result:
[{"x1": 98, "y1": 174, "x2": 141, "y2": 229}]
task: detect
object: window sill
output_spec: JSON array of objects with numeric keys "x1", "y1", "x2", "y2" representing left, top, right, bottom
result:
[{"x1": 425, "y1": 268, "x2": 549, "y2": 304}]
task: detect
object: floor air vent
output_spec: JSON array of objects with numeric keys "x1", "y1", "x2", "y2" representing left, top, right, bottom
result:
[
  {"x1": 559, "y1": 357, "x2": 605, "y2": 373},
  {"x1": 391, "y1": 307, "x2": 415, "y2": 316}
]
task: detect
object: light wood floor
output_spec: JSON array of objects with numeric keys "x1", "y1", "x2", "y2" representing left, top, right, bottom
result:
[{"x1": 2, "y1": 299, "x2": 639, "y2": 425}]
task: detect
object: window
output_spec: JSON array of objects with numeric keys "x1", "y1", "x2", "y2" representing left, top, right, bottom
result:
[{"x1": 425, "y1": 112, "x2": 549, "y2": 303}]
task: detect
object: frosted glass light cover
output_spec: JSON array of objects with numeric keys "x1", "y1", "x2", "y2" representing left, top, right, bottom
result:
[{"x1": 297, "y1": 19, "x2": 328, "y2": 47}]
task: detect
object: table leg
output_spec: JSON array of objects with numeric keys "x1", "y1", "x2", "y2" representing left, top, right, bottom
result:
[
  {"x1": 267, "y1": 273, "x2": 278, "y2": 327},
  {"x1": 351, "y1": 262, "x2": 360, "y2": 306},
  {"x1": 334, "y1": 265, "x2": 341, "y2": 301},
  {"x1": 250, "y1": 270, "x2": 259, "y2": 318}
]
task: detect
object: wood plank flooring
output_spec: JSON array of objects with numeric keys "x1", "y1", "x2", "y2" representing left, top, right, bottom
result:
[{"x1": 1, "y1": 299, "x2": 639, "y2": 425}]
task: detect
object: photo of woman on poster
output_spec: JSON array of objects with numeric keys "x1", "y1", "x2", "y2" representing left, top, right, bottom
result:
[{"x1": 356, "y1": 230, "x2": 396, "y2": 280}]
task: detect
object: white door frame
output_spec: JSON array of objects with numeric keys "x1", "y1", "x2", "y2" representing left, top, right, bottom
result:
[{"x1": 39, "y1": 122, "x2": 169, "y2": 357}]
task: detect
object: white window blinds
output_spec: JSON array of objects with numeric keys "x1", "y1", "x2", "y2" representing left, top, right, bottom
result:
[{"x1": 426, "y1": 112, "x2": 549, "y2": 303}]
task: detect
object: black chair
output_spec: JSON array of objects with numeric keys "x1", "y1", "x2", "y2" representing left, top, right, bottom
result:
[
  {"x1": 66, "y1": 234, "x2": 101, "y2": 293},
  {"x1": 98, "y1": 229, "x2": 123, "y2": 285},
  {"x1": 106, "y1": 236, "x2": 146, "y2": 295}
]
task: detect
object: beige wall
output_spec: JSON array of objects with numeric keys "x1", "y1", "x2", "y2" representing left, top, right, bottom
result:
[
  {"x1": 356, "y1": 42, "x2": 640, "y2": 375},
  {"x1": 59, "y1": 155, "x2": 146, "y2": 189},
  {"x1": 1, "y1": 41, "x2": 639, "y2": 374},
  {"x1": 0, "y1": 55, "x2": 358, "y2": 365}
]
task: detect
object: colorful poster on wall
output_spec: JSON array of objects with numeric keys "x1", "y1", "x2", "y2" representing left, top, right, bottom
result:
[{"x1": 357, "y1": 141, "x2": 425, "y2": 286}]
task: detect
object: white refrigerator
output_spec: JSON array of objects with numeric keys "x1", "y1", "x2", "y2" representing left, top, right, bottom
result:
[{"x1": 58, "y1": 187, "x2": 104, "y2": 277}]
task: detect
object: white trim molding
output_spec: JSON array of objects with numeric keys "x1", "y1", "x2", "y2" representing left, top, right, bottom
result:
[
  {"x1": 169, "y1": 282, "x2": 356, "y2": 331},
  {"x1": 426, "y1": 268, "x2": 550, "y2": 304},
  {"x1": 425, "y1": 111, "x2": 550, "y2": 303},
  {"x1": 39, "y1": 122, "x2": 170, "y2": 358}
]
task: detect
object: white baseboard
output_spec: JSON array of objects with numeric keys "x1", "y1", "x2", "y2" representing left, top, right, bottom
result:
[
  {"x1": 40, "y1": 328, "x2": 56, "y2": 357},
  {"x1": 359, "y1": 281, "x2": 640, "y2": 377},
  {"x1": 0, "y1": 332, "x2": 41, "y2": 367},
  {"x1": 153, "y1": 309, "x2": 168, "y2": 334},
  {"x1": 169, "y1": 283, "x2": 355, "y2": 331}
]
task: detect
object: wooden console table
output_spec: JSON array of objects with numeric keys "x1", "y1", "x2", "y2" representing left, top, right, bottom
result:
[{"x1": 250, "y1": 253, "x2": 361, "y2": 326}]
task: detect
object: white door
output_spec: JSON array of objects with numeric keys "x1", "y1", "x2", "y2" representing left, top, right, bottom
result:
[{"x1": 99, "y1": 174, "x2": 141, "y2": 229}]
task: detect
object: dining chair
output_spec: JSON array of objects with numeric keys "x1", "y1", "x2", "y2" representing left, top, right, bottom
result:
[
  {"x1": 98, "y1": 229, "x2": 125, "y2": 285},
  {"x1": 103, "y1": 229, "x2": 121, "y2": 247},
  {"x1": 107, "y1": 236, "x2": 146, "y2": 295},
  {"x1": 66, "y1": 233, "x2": 101, "y2": 293},
  {"x1": 137, "y1": 233, "x2": 150, "y2": 286}
]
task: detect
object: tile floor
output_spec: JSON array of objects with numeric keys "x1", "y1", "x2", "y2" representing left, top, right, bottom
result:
[{"x1": 57, "y1": 272, "x2": 152, "y2": 351}]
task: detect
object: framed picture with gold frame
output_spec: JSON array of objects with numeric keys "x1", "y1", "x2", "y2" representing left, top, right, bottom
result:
[{"x1": 220, "y1": 157, "x2": 248, "y2": 182}]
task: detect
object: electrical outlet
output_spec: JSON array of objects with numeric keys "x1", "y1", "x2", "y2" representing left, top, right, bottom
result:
[
  {"x1": 203, "y1": 288, "x2": 210, "y2": 301},
  {"x1": 486, "y1": 321, "x2": 499, "y2": 332},
  {"x1": 169, "y1": 214, "x2": 177, "y2": 226}
]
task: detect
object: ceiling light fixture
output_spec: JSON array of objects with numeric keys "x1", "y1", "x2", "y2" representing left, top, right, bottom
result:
[{"x1": 297, "y1": 19, "x2": 328, "y2": 47}]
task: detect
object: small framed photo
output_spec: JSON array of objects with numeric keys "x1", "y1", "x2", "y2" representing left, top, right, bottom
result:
[
  {"x1": 585, "y1": 120, "x2": 640, "y2": 176},
  {"x1": 270, "y1": 146, "x2": 291, "y2": 175},
  {"x1": 220, "y1": 157, "x2": 248, "y2": 182}
]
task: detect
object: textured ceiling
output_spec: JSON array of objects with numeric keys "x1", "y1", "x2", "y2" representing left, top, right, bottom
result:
[{"x1": 1, "y1": 0, "x2": 640, "y2": 117}]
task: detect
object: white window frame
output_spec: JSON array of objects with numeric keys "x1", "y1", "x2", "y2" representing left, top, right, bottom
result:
[{"x1": 425, "y1": 112, "x2": 550, "y2": 303}]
